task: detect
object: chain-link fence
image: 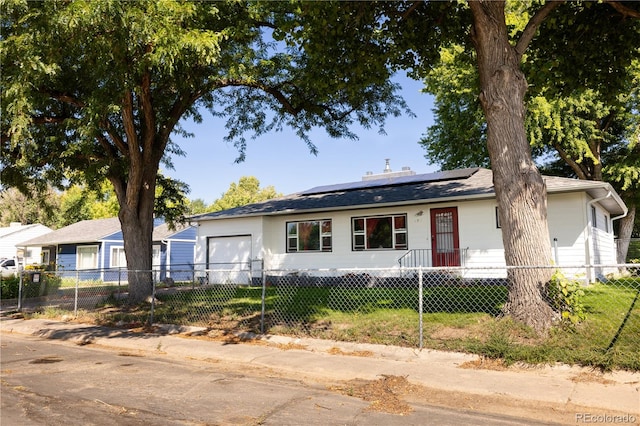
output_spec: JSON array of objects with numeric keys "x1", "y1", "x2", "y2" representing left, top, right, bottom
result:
[{"x1": 2, "y1": 264, "x2": 638, "y2": 368}]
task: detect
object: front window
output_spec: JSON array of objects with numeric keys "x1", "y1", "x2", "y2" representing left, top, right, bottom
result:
[
  {"x1": 77, "y1": 245, "x2": 98, "y2": 270},
  {"x1": 42, "y1": 249, "x2": 50, "y2": 265},
  {"x1": 352, "y1": 214, "x2": 407, "y2": 250},
  {"x1": 287, "y1": 220, "x2": 332, "y2": 252},
  {"x1": 110, "y1": 246, "x2": 127, "y2": 268}
]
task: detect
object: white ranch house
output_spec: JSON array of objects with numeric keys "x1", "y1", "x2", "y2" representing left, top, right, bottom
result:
[{"x1": 190, "y1": 167, "x2": 627, "y2": 283}]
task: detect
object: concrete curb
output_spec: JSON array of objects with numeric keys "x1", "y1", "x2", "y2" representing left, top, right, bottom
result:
[{"x1": 2, "y1": 318, "x2": 639, "y2": 416}]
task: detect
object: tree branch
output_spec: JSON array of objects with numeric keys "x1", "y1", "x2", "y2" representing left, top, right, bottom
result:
[
  {"x1": 41, "y1": 89, "x2": 86, "y2": 108},
  {"x1": 100, "y1": 119, "x2": 129, "y2": 155},
  {"x1": 32, "y1": 116, "x2": 68, "y2": 125},
  {"x1": 121, "y1": 89, "x2": 142, "y2": 209},
  {"x1": 515, "y1": 0, "x2": 563, "y2": 58},
  {"x1": 96, "y1": 133, "x2": 121, "y2": 161},
  {"x1": 139, "y1": 69, "x2": 156, "y2": 154},
  {"x1": 216, "y1": 78, "x2": 304, "y2": 116},
  {"x1": 400, "y1": 1, "x2": 422, "y2": 21},
  {"x1": 121, "y1": 90, "x2": 139, "y2": 155},
  {"x1": 553, "y1": 142, "x2": 588, "y2": 180},
  {"x1": 605, "y1": 1, "x2": 640, "y2": 19},
  {"x1": 161, "y1": 90, "x2": 204, "y2": 144}
]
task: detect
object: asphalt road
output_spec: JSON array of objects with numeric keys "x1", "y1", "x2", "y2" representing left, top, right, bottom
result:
[{"x1": 1, "y1": 333, "x2": 555, "y2": 426}]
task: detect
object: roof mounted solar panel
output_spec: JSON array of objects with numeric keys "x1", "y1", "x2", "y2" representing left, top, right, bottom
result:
[{"x1": 300, "y1": 168, "x2": 479, "y2": 196}]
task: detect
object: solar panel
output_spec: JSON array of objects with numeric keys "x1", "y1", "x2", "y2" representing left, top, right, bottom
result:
[{"x1": 300, "y1": 168, "x2": 479, "y2": 196}]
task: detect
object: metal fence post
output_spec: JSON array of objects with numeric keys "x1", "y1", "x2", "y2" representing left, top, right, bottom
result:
[
  {"x1": 74, "y1": 270, "x2": 79, "y2": 317},
  {"x1": 418, "y1": 266, "x2": 423, "y2": 350},
  {"x1": 17, "y1": 270, "x2": 23, "y2": 311},
  {"x1": 149, "y1": 276, "x2": 156, "y2": 325},
  {"x1": 260, "y1": 262, "x2": 266, "y2": 334}
]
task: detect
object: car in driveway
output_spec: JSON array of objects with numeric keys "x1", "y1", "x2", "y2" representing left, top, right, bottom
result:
[{"x1": 0, "y1": 257, "x2": 19, "y2": 278}]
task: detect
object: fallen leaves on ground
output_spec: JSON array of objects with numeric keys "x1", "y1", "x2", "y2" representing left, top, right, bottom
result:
[{"x1": 330, "y1": 375, "x2": 418, "y2": 415}]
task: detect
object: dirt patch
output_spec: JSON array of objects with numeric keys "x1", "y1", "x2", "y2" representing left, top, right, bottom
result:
[
  {"x1": 325, "y1": 372, "x2": 634, "y2": 423},
  {"x1": 459, "y1": 357, "x2": 509, "y2": 371},
  {"x1": 29, "y1": 356, "x2": 63, "y2": 364},
  {"x1": 571, "y1": 371, "x2": 616, "y2": 385},
  {"x1": 330, "y1": 375, "x2": 417, "y2": 415},
  {"x1": 430, "y1": 326, "x2": 472, "y2": 340},
  {"x1": 179, "y1": 329, "x2": 309, "y2": 351},
  {"x1": 327, "y1": 347, "x2": 374, "y2": 358}
]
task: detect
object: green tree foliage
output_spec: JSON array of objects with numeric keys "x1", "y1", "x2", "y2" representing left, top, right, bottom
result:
[
  {"x1": 419, "y1": 1, "x2": 640, "y2": 266},
  {"x1": 55, "y1": 181, "x2": 120, "y2": 227},
  {"x1": 210, "y1": 176, "x2": 281, "y2": 212},
  {"x1": 381, "y1": 0, "x2": 637, "y2": 330},
  {"x1": 1, "y1": 1, "x2": 406, "y2": 302},
  {"x1": 0, "y1": 187, "x2": 60, "y2": 228},
  {"x1": 186, "y1": 199, "x2": 209, "y2": 216},
  {"x1": 56, "y1": 186, "x2": 93, "y2": 227}
]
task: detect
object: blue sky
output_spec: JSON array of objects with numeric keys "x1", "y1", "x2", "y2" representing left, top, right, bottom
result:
[{"x1": 166, "y1": 75, "x2": 439, "y2": 203}]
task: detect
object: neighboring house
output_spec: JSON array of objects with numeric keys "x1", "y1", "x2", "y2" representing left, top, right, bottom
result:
[
  {"x1": 18, "y1": 218, "x2": 196, "y2": 281},
  {"x1": 152, "y1": 222, "x2": 197, "y2": 282},
  {"x1": 190, "y1": 166, "x2": 627, "y2": 283},
  {"x1": 0, "y1": 223, "x2": 53, "y2": 266}
]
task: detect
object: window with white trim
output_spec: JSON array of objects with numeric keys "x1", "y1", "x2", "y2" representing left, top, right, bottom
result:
[
  {"x1": 287, "y1": 220, "x2": 332, "y2": 252},
  {"x1": 352, "y1": 214, "x2": 407, "y2": 250},
  {"x1": 110, "y1": 246, "x2": 127, "y2": 268},
  {"x1": 77, "y1": 245, "x2": 98, "y2": 270}
]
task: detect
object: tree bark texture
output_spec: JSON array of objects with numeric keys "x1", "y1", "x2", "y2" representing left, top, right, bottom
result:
[
  {"x1": 616, "y1": 204, "x2": 636, "y2": 264},
  {"x1": 469, "y1": 1, "x2": 556, "y2": 332},
  {"x1": 110, "y1": 114, "x2": 164, "y2": 305},
  {"x1": 115, "y1": 171, "x2": 156, "y2": 304}
]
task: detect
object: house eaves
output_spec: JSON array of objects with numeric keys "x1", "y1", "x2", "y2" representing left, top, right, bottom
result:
[
  {"x1": 544, "y1": 177, "x2": 627, "y2": 216},
  {"x1": 152, "y1": 223, "x2": 195, "y2": 242},
  {"x1": 0, "y1": 224, "x2": 41, "y2": 239},
  {"x1": 19, "y1": 217, "x2": 122, "y2": 246},
  {"x1": 189, "y1": 168, "x2": 628, "y2": 223},
  {"x1": 190, "y1": 168, "x2": 494, "y2": 221}
]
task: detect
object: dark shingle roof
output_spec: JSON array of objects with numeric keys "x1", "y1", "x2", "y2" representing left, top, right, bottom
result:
[
  {"x1": 191, "y1": 167, "x2": 627, "y2": 222},
  {"x1": 152, "y1": 222, "x2": 192, "y2": 240},
  {"x1": 19, "y1": 217, "x2": 122, "y2": 246}
]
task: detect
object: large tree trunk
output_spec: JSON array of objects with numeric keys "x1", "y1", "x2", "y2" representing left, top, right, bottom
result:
[
  {"x1": 112, "y1": 168, "x2": 158, "y2": 304},
  {"x1": 469, "y1": 1, "x2": 556, "y2": 332},
  {"x1": 617, "y1": 204, "x2": 636, "y2": 264}
]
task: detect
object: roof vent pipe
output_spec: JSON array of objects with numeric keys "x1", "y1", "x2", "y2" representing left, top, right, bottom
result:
[{"x1": 384, "y1": 159, "x2": 391, "y2": 173}]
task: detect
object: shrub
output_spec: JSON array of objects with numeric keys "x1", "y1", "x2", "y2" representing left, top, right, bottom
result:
[
  {"x1": 548, "y1": 270, "x2": 586, "y2": 326},
  {"x1": 0, "y1": 272, "x2": 61, "y2": 299},
  {"x1": 1, "y1": 276, "x2": 20, "y2": 299}
]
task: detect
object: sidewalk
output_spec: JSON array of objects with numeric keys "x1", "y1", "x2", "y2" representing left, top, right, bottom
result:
[{"x1": 1, "y1": 317, "x2": 638, "y2": 418}]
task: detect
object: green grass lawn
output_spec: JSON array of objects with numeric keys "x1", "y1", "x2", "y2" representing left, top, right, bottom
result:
[{"x1": 27, "y1": 279, "x2": 640, "y2": 371}]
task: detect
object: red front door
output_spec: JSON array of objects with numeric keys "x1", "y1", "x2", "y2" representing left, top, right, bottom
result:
[{"x1": 430, "y1": 207, "x2": 460, "y2": 267}]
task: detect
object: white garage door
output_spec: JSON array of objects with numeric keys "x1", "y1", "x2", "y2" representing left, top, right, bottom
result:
[{"x1": 207, "y1": 235, "x2": 252, "y2": 284}]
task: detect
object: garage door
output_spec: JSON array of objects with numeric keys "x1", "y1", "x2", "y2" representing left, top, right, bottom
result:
[{"x1": 207, "y1": 235, "x2": 252, "y2": 284}]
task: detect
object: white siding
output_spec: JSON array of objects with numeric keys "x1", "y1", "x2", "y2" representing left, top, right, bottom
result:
[
  {"x1": 457, "y1": 200, "x2": 506, "y2": 269},
  {"x1": 547, "y1": 192, "x2": 589, "y2": 267},
  {"x1": 264, "y1": 207, "x2": 420, "y2": 270},
  {"x1": 194, "y1": 192, "x2": 618, "y2": 281},
  {"x1": 0, "y1": 224, "x2": 52, "y2": 265},
  {"x1": 195, "y1": 217, "x2": 264, "y2": 267}
]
